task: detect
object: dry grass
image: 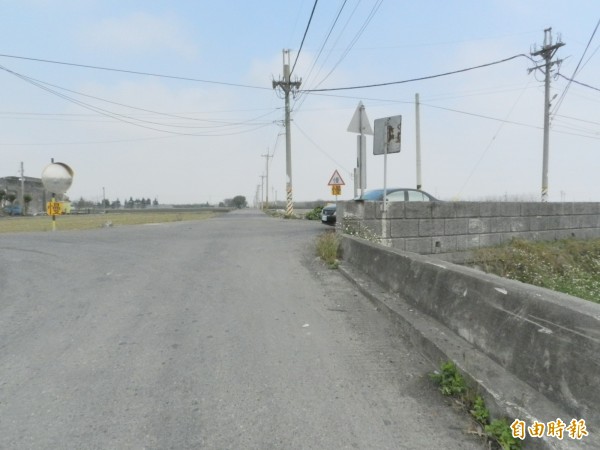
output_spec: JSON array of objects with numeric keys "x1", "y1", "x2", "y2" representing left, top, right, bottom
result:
[
  {"x1": 0, "y1": 211, "x2": 216, "y2": 234},
  {"x1": 316, "y1": 231, "x2": 340, "y2": 268}
]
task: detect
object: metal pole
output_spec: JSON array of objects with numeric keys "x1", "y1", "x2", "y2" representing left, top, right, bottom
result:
[
  {"x1": 260, "y1": 175, "x2": 265, "y2": 210},
  {"x1": 381, "y1": 134, "x2": 389, "y2": 243},
  {"x1": 262, "y1": 151, "x2": 271, "y2": 209},
  {"x1": 541, "y1": 53, "x2": 551, "y2": 202},
  {"x1": 359, "y1": 104, "x2": 365, "y2": 198},
  {"x1": 272, "y1": 49, "x2": 301, "y2": 217},
  {"x1": 283, "y1": 55, "x2": 293, "y2": 216},
  {"x1": 530, "y1": 28, "x2": 564, "y2": 202},
  {"x1": 415, "y1": 93, "x2": 422, "y2": 190},
  {"x1": 20, "y1": 162, "x2": 25, "y2": 215}
]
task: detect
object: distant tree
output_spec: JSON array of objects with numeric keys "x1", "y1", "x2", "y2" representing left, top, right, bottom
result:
[
  {"x1": 218, "y1": 201, "x2": 225, "y2": 207},
  {"x1": 231, "y1": 195, "x2": 247, "y2": 209},
  {"x1": 153, "y1": 198, "x2": 159, "y2": 206},
  {"x1": 0, "y1": 190, "x2": 5, "y2": 207},
  {"x1": 7, "y1": 194, "x2": 17, "y2": 204},
  {"x1": 23, "y1": 194, "x2": 32, "y2": 215}
]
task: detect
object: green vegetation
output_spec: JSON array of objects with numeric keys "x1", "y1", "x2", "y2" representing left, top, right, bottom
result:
[
  {"x1": 430, "y1": 361, "x2": 521, "y2": 450},
  {"x1": 305, "y1": 205, "x2": 323, "y2": 220},
  {"x1": 473, "y1": 238, "x2": 600, "y2": 303},
  {"x1": 0, "y1": 211, "x2": 215, "y2": 233},
  {"x1": 485, "y1": 419, "x2": 522, "y2": 450},
  {"x1": 316, "y1": 231, "x2": 340, "y2": 268},
  {"x1": 430, "y1": 361, "x2": 467, "y2": 396}
]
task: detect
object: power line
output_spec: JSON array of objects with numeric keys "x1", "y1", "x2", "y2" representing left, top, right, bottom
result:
[
  {"x1": 0, "y1": 53, "x2": 270, "y2": 90},
  {"x1": 552, "y1": 18, "x2": 600, "y2": 116},
  {"x1": 424, "y1": 103, "x2": 600, "y2": 141},
  {"x1": 301, "y1": 54, "x2": 532, "y2": 92},
  {"x1": 557, "y1": 74, "x2": 600, "y2": 93},
  {"x1": 294, "y1": 0, "x2": 348, "y2": 96},
  {"x1": 293, "y1": 121, "x2": 352, "y2": 176},
  {"x1": 309, "y1": 0, "x2": 384, "y2": 91},
  {"x1": 290, "y1": 0, "x2": 319, "y2": 76},
  {"x1": 455, "y1": 81, "x2": 532, "y2": 198},
  {"x1": 293, "y1": 0, "x2": 381, "y2": 113},
  {"x1": 0, "y1": 64, "x2": 276, "y2": 135}
]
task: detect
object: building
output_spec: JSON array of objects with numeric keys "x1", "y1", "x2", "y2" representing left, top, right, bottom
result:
[{"x1": 0, "y1": 176, "x2": 55, "y2": 215}]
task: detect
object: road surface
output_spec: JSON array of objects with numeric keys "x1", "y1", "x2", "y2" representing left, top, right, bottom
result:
[{"x1": 0, "y1": 209, "x2": 483, "y2": 449}]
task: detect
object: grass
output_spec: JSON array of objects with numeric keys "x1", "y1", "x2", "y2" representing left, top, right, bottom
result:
[
  {"x1": 430, "y1": 361, "x2": 521, "y2": 450},
  {"x1": 0, "y1": 211, "x2": 216, "y2": 233},
  {"x1": 316, "y1": 231, "x2": 340, "y2": 268},
  {"x1": 473, "y1": 238, "x2": 600, "y2": 303}
]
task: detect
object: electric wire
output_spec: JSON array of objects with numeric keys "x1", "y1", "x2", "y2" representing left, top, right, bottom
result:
[
  {"x1": 301, "y1": 54, "x2": 533, "y2": 92},
  {"x1": 309, "y1": 0, "x2": 383, "y2": 91},
  {"x1": 0, "y1": 53, "x2": 270, "y2": 90},
  {"x1": 292, "y1": 0, "x2": 383, "y2": 115},
  {"x1": 557, "y1": 74, "x2": 600, "y2": 93},
  {"x1": 290, "y1": 0, "x2": 319, "y2": 77},
  {"x1": 454, "y1": 81, "x2": 532, "y2": 199},
  {"x1": 294, "y1": 0, "x2": 348, "y2": 98},
  {"x1": 0, "y1": 64, "x2": 276, "y2": 136},
  {"x1": 293, "y1": 121, "x2": 352, "y2": 176},
  {"x1": 552, "y1": 18, "x2": 600, "y2": 117}
]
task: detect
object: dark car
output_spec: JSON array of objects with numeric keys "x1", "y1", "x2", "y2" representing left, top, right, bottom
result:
[
  {"x1": 356, "y1": 188, "x2": 438, "y2": 202},
  {"x1": 321, "y1": 203, "x2": 337, "y2": 225}
]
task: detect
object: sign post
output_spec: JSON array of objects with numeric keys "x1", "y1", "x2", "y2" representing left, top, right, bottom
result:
[
  {"x1": 373, "y1": 115, "x2": 402, "y2": 244},
  {"x1": 373, "y1": 115, "x2": 402, "y2": 211},
  {"x1": 41, "y1": 161, "x2": 74, "y2": 231},
  {"x1": 347, "y1": 102, "x2": 373, "y2": 199}
]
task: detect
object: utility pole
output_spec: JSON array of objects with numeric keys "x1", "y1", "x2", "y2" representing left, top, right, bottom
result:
[
  {"x1": 259, "y1": 175, "x2": 266, "y2": 210},
  {"x1": 20, "y1": 162, "x2": 25, "y2": 212},
  {"x1": 529, "y1": 28, "x2": 564, "y2": 202},
  {"x1": 415, "y1": 93, "x2": 422, "y2": 190},
  {"x1": 272, "y1": 49, "x2": 301, "y2": 216},
  {"x1": 261, "y1": 151, "x2": 272, "y2": 209}
]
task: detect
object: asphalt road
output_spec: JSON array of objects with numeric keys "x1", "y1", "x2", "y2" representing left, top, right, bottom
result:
[{"x1": 0, "y1": 209, "x2": 484, "y2": 449}]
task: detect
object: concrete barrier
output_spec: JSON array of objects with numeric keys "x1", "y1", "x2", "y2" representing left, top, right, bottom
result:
[{"x1": 340, "y1": 234, "x2": 600, "y2": 438}]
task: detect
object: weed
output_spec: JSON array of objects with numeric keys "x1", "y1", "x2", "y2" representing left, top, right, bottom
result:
[
  {"x1": 316, "y1": 231, "x2": 340, "y2": 268},
  {"x1": 430, "y1": 361, "x2": 521, "y2": 450},
  {"x1": 486, "y1": 419, "x2": 521, "y2": 450},
  {"x1": 430, "y1": 361, "x2": 467, "y2": 396},
  {"x1": 470, "y1": 395, "x2": 489, "y2": 424}
]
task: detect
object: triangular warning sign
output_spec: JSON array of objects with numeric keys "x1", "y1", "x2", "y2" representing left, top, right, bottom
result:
[
  {"x1": 347, "y1": 101, "x2": 373, "y2": 135},
  {"x1": 328, "y1": 170, "x2": 345, "y2": 186}
]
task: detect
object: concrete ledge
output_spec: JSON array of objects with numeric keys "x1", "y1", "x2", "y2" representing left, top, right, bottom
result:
[{"x1": 340, "y1": 234, "x2": 600, "y2": 449}]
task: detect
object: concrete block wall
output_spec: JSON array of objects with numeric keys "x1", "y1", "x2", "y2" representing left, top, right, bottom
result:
[
  {"x1": 337, "y1": 201, "x2": 600, "y2": 255},
  {"x1": 340, "y1": 234, "x2": 600, "y2": 428}
]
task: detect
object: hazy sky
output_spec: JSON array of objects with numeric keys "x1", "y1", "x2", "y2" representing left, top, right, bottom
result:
[{"x1": 1, "y1": 1, "x2": 599, "y2": 205}]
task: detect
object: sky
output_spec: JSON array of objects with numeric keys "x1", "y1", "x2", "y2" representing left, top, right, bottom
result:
[{"x1": 1, "y1": 0, "x2": 599, "y2": 206}]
